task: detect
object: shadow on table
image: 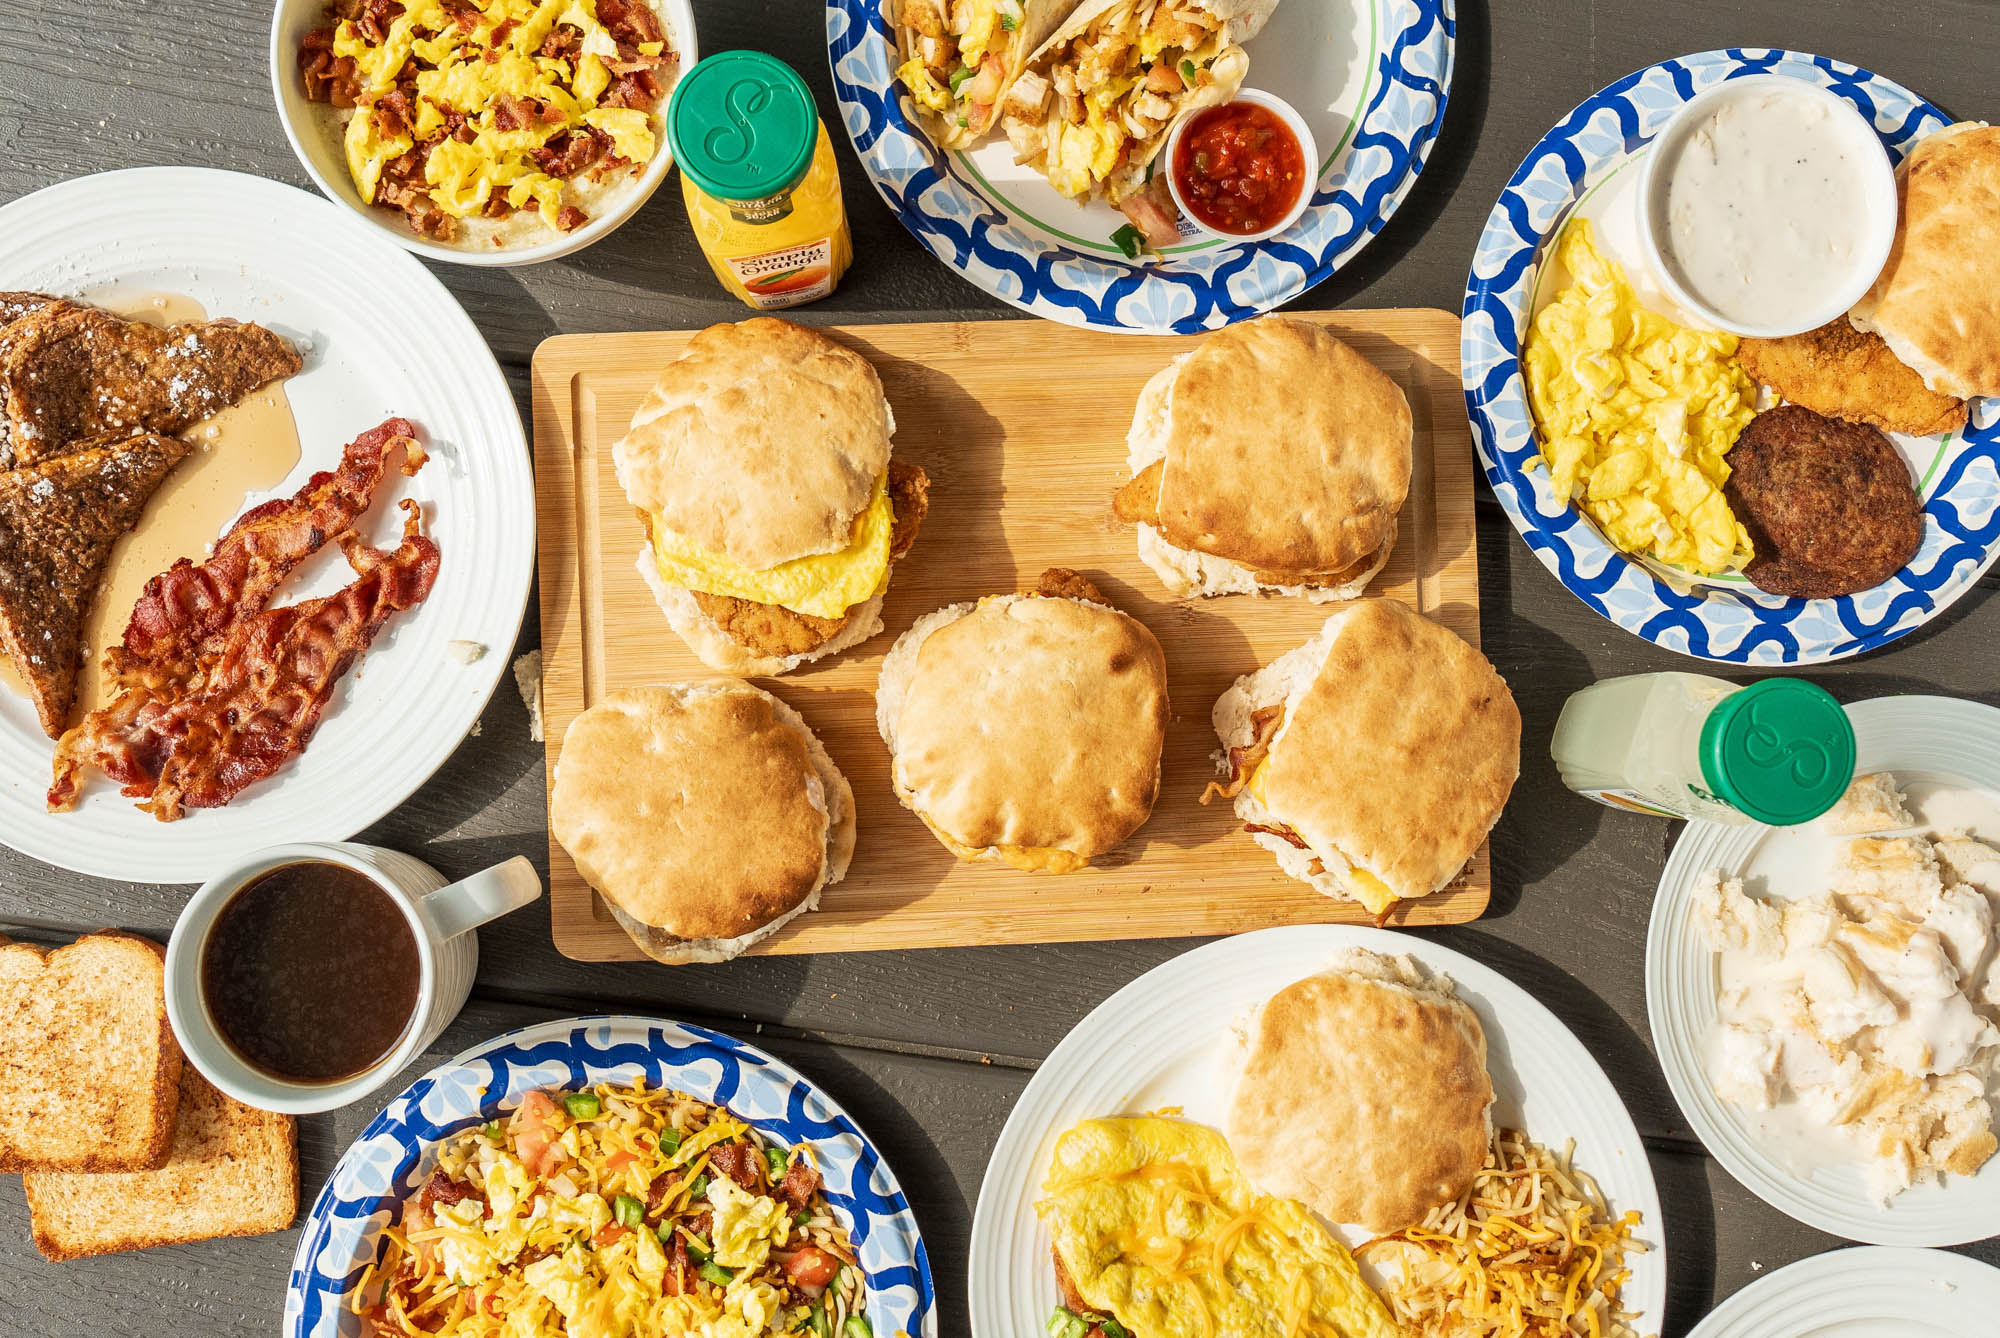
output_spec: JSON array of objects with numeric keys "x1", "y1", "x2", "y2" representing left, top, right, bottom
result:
[{"x1": 1479, "y1": 600, "x2": 1605, "y2": 917}]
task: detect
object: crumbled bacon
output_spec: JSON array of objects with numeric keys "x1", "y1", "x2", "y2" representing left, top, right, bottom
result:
[
  {"x1": 1198, "y1": 704, "x2": 1285, "y2": 804},
  {"x1": 777, "y1": 1157, "x2": 822, "y2": 1214},
  {"x1": 48, "y1": 420, "x2": 437, "y2": 818},
  {"x1": 706, "y1": 1143, "x2": 762, "y2": 1192},
  {"x1": 555, "y1": 205, "x2": 588, "y2": 231}
]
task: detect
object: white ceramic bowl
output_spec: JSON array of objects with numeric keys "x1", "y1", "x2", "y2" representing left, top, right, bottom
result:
[
  {"x1": 1163, "y1": 88, "x2": 1319, "y2": 245},
  {"x1": 1635, "y1": 73, "x2": 1896, "y2": 338},
  {"x1": 267, "y1": 0, "x2": 696, "y2": 267}
]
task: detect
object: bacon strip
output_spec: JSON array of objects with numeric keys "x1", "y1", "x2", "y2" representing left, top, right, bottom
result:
[
  {"x1": 140, "y1": 511, "x2": 440, "y2": 819},
  {"x1": 48, "y1": 419, "x2": 433, "y2": 815},
  {"x1": 1198, "y1": 704, "x2": 1285, "y2": 805}
]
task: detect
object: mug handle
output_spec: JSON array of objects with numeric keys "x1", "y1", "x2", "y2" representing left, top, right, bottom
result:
[{"x1": 415, "y1": 856, "x2": 543, "y2": 943}]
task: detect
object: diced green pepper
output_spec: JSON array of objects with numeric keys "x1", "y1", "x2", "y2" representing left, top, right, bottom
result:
[
  {"x1": 689, "y1": 1173, "x2": 710, "y2": 1200},
  {"x1": 1110, "y1": 223, "x2": 1145, "y2": 260},
  {"x1": 482, "y1": 1119, "x2": 502, "y2": 1139},
  {"x1": 766, "y1": 1146, "x2": 790, "y2": 1181},
  {"x1": 563, "y1": 1092, "x2": 601, "y2": 1119},
  {"x1": 613, "y1": 1194, "x2": 644, "y2": 1228},
  {"x1": 656, "y1": 1220, "x2": 676, "y2": 1244},
  {"x1": 949, "y1": 65, "x2": 977, "y2": 95},
  {"x1": 1179, "y1": 58, "x2": 1199, "y2": 84},
  {"x1": 1000, "y1": 13, "x2": 1019, "y2": 30},
  {"x1": 1045, "y1": 1310, "x2": 1088, "y2": 1338},
  {"x1": 793, "y1": 1208, "x2": 814, "y2": 1226},
  {"x1": 699, "y1": 1260, "x2": 734, "y2": 1286},
  {"x1": 808, "y1": 1297, "x2": 833, "y2": 1338},
  {"x1": 657, "y1": 1127, "x2": 682, "y2": 1154},
  {"x1": 1101, "y1": 1319, "x2": 1130, "y2": 1338},
  {"x1": 842, "y1": 1317, "x2": 874, "y2": 1338}
]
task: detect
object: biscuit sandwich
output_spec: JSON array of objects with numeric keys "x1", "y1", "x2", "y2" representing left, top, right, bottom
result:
[
  {"x1": 549, "y1": 682, "x2": 855, "y2": 963},
  {"x1": 875, "y1": 568, "x2": 1168, "y2": 874},
  {"x1": 1113, "y1": 316, "x2": 1412, "y2": 601},
  {"x1": 613, "y1": 318, "x2": 930, "y2": 677},
  {"x1": 1849, "y1": 122, "x2": 2000, "y2": 402},
  {"x1": 1206, "y1": 599, "x2": 1519, "y2": 917},
  {"x1": 1225, "y1": 947, "x2": 1494, "y2": 1233}
]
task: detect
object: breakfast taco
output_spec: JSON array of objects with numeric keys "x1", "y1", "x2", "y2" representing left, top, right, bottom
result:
[
  {"x1": 891, "y1": 0, "x2": 1087, "y2": 150},
  {"x1": 999, "y1": 0, "x2": 1277, "y2": 245}
]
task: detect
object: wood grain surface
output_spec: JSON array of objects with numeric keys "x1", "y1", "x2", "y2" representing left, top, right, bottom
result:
[
  {"x1": 532, "y1": 311, "x2": 1488, "y2": 960},
  {"x1": 0, "y1": 3, "x2": 1997, "y2": 1336}
]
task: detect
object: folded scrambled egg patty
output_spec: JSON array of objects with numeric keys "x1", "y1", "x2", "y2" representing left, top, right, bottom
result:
[
  {"x1": 333, "y1": 0, "x2": 660, "y2": 220},
  {"x1": 650, "y1": 471, "x2": 895, "y2": 620},
  {"x1": 1039, "y1": 1117, "x2": 1400, "y2": 1338},
  {"x1": 1523, "y1": 220, "x2": 1756, "y2": 575}
]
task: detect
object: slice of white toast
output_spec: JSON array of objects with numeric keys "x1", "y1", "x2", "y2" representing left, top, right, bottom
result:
[
  {"x1": 0, "y1": 931, "x2": 181, "y2": 1173},
  {"x1": 25, "y1": 1063, "x2": 297, "y2": 1260}
]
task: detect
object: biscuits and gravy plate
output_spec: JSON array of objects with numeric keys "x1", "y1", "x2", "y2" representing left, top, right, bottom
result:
[
  {"x1": 0, "y1": 168, "x2": 533, "y2": 883},
  {"x1": 1648, "y1": 696, "x2": 2000, "y2": 1245},
  {"x1": 1463, "y1": 49, "x2": 2000, "y2": 664},
  {"x1": 825, "y1": 0, "x2": 1453, "y2": 332},
  {"x1": 967, "y1": 925, "x2": 1667, "y2": 1337}
]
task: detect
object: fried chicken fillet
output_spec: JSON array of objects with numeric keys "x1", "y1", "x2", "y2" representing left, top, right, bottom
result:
[{"x1": 1738, "y1": 318, "x2": 1968, "y2": 438}]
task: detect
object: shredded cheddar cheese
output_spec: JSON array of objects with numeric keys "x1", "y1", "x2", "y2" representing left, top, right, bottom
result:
[{"x1": 1358, "y1": 1128, "x2": 1655, "y2": 1338}]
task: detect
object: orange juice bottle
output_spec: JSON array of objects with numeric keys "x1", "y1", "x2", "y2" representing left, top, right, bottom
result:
[{"x1": 667, "y1": 51, "x2": 852, "y2": 310}]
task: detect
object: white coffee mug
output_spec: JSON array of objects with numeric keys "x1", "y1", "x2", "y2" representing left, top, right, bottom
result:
[{"x1": 163, "y1": 841, "x2": 541, "y2": 1115}]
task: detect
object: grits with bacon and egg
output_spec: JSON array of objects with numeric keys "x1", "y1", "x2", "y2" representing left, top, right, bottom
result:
[
  {"x1": 298, "y1": 0, "x2": 679, "y2": 248},
  {"x1": 354, "y1": 1080, "x2": 868, "y2": 1338}
]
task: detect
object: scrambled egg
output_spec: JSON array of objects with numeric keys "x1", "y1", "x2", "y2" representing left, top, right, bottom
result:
[
  {"x1": 1038, "y1": 1117, "x2": 1400, "y2": 1338},
  {"x1": 1522, "y1": 220, "x2": 1757, "y2": 575},
  {"x1": 334, "y1": 0, "x2": 660, "y2": 219},
  {"x1": 706, "y1": 1177, "x2": 791, "y2": 1269},
  {"x1": 1038, "y1": 6, "x2": 1221, "y2": 200},
  {"x1": 650, "y1": 471, "x2": 893, "y2": 618}
]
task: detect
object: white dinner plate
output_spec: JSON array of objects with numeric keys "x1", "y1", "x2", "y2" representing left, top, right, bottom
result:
[
  {"x1": 827, "y1": 0, "x2": 1453, "y2": 333},
  {"x1": 967, "y1": 925, "x2": 1667, "y2": 1335},
  {"x1": 0, "y1": 167, "x2": 533, "y2": 884},
  {"x1": 1685, "y1": 1246, "x2": 2000, "y2": 1337},
  {"x1": 1648, "y1": 696, "x2": 2000, "y2": 1245}
]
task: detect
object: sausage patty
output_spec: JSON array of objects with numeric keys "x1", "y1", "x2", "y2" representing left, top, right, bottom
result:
[{"x1": 1724, "y1": 404, "x2": 1924, "y2": 600}]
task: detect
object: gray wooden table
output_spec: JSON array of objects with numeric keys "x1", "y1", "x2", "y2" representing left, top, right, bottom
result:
[{"x1": 3, "y1": 1, "x2": 1997, "y2": 1333}]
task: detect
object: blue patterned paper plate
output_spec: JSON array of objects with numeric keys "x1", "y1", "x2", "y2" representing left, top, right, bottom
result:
[
  {"x1": 284, "y1": 1016, "x2": 936, "y2": 1338},
  {"x1": 1463, "y1": 49, "x2": 2000, "y2": 665},
  {"x1": 826, "y1": 0, "x2": 1454, "y2": 334}
]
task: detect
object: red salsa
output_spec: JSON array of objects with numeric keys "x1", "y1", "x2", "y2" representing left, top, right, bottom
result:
[{"x1": 1172, "y1": 101, "x2": 1308, "y2": 235}]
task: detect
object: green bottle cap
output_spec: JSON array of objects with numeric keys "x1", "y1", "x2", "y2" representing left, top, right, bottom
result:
[
  {"x1": 667, "y1": 51, "x2": 818, "y2": 203},
  {"x1": 1698, "y1": 679, "x2": 1855, "y2": 826}
]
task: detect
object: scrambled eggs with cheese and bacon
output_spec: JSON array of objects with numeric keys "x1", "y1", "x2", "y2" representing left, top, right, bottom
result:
[
  {"x1": 354, "y1": 1081, "x2": 867, "y2": 1338},
  {"x1": 1522, "y1": 220, "x2": 1757, "y2": 576},
  {"x1": 298, "y1": 0, "x2": 677, "y2": 245},
  {"x1": 1038, "y1": 1117, "x2": 1400, "y2": 1338}
]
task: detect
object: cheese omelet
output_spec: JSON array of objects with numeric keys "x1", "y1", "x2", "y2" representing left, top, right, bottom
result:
[
  {"x1": 1039, "y1": 1117, "x2": 1401, "y2": 1338},
  {"x1": 1522, "y1": 219, "x2": 1757, "y2": 575},
  {"x1": 329, "y1": 0, "x2": 661, "y2": 225},
  {"x1": 649, "y1": 471, "x2": 895, "y2": 620}
]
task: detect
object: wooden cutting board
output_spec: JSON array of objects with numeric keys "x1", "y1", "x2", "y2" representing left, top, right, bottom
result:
[{"x1": 531, "y1": 310, "x2": 1486, "y2": 961}]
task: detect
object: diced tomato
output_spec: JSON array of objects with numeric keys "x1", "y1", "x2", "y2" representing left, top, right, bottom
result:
[
  {"x1": 603, "y1": 1149, "x2": 641, "y2": 1174},
  {"x1": 782, "y1": 1245, "x2": 841, "y2": 1290},
  {"x1": 593, "y1": 1224, "x2": 632, "y2": 1248},
  {"x1": 511, "y1": 1090, "x2": 568, "y2": 1177}
]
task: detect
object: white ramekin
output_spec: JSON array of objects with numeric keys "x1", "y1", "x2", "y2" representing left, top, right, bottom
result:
[
  {"x1": 1163, "y1": 88, "x2": 1320, "y2": 245},
  {"x1": 164, "y1": 841, "x2": 540, "y2": 1115},
  {"x1": 267, "y1": 0, "x2": 697, "y2": 267},
  {"x1": 1634, "y1": 73, "x2": 1897, "y2": 338}
]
